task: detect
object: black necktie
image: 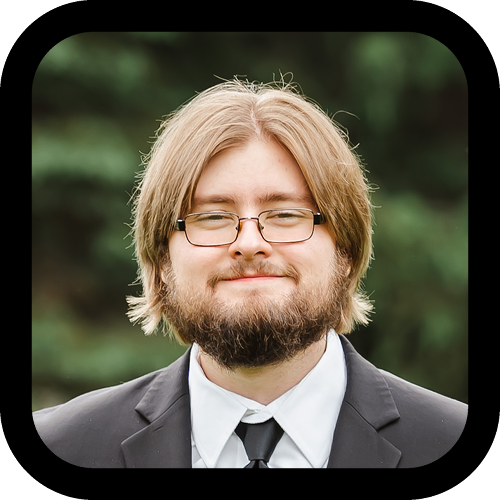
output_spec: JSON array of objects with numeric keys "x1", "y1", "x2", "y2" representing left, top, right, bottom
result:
[{"x1": 235, "y1": 418, "x2": 284, "y2": 468}]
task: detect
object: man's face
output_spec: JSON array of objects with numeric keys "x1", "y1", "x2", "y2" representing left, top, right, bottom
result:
[{"x1": 165, "y1": 138, "x2": 349, "y2": 368}]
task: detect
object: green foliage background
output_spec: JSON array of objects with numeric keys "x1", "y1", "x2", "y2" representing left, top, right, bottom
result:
[{"x1": 32, "y1": 32, "x2": 468, "y2": 410}]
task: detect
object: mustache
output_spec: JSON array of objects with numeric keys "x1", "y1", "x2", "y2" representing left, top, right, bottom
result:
[{"x1": 207, "y1": 262, "x2": 300, "y2": 289}]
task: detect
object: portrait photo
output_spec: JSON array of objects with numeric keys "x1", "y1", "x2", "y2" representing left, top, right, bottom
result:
[{"x1": 24, "y1": 25, "x2": 479, "y2": 496}]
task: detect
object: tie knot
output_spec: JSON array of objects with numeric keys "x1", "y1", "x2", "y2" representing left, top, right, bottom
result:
[{"x1": 235, "y1": 418, "x2": 284, "y2": 467}]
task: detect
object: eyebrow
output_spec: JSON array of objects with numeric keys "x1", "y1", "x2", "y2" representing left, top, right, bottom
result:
[{"x1": 193, "y1": 192, "x2": 316, "y2": 207}]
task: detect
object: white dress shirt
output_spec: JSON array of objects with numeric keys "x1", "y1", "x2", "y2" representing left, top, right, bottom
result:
[{"x1": 189, "y1": 330, "x2": 347, "y2": 468}]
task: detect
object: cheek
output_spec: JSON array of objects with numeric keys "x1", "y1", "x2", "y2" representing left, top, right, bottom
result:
[
  {"x1": 168, "y1": 233, "x2": 222, "y2": 285},
  {"x1": 288, "y1": 233, "x2": 337, "y2": 283}
]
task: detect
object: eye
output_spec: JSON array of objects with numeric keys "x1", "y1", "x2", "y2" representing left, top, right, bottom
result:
[
  {"x1": 189, "y1": 212, "x2": 236, "y2": 229},
  {"x1": 199, "y1": 214, "x2": 227, "y2": 221},
  {"x1": 265, "y1": 210, "x2": 304, "y2": 225}
]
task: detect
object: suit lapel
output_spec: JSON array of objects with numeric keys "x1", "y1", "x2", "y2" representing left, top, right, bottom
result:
[
  {"x1": 121, "y1": 349, "x2": 192, "y2": 468},
  {"x1": 327, "y1": 336, "x2": 402, "y2": 468},
  {"x1": 120, "y1": 337, "x2": 402, "y2": 468}
]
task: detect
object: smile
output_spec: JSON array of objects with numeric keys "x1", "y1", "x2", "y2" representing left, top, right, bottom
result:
[{"x1": 223, "y1": 275, "x2": 284, "y2": 283}]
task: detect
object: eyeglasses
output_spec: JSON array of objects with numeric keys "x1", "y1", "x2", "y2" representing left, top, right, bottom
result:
[{"x1": 174, "y1": 208, "x2": 325, "y2": 247}]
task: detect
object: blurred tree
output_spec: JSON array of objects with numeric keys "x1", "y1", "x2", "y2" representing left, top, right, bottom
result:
[{"x1": 32, "y1": 32, "x2": 467, "y2": 410}]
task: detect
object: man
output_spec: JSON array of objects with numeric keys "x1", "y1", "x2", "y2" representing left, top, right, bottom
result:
[{"x1": 33, "y1": 79, "x2": 467, "y2": 468}]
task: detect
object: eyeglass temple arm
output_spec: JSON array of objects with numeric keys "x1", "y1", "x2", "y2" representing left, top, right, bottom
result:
[
  {"x1": 174, "y1": 219, "x2": 185, "y2": 231},
  {"x1": 313, "y1": 213, "x2": 326, "y2": 225}
]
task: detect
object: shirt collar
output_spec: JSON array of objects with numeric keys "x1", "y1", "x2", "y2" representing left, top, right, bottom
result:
[
  {"x1": 188, "y1": 330, "x2": 346, "y2": 468},
  {"x1": 188, "y1": 345, "x2": 246, "y2": 468},
  {"x1": 273, "y1": 331, "x2": 347, "y2": 467}
]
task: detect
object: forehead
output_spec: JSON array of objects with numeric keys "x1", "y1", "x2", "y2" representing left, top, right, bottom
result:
[{"x1": 192, "y1": 139, "x2": 315, "y2": 210}]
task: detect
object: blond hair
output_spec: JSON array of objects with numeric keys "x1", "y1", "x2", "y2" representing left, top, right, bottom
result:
[{"x1": 127, "y1": 78, "x2": 373, "y2": 336}]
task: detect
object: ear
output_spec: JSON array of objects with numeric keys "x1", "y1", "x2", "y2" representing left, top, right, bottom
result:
[
  {"x1": 336, "y1": 248, "x2": 352, "y2": 277},
  {"x1": 158, "y1": 242, "x2": 172, "y2": 284}
]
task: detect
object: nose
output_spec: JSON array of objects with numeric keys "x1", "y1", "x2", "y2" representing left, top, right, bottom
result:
[{"x1": 228, "y1": 217, "x2": 273, "y2": 260}]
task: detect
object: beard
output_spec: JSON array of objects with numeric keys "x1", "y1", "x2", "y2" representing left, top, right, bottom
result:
[{"x1": 160, "y1": 254, "x2": 351, "y2": 370}]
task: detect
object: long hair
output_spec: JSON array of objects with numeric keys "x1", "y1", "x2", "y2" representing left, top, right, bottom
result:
[{"x1": 127, "y1": 78, "x2": 374, "y2": 336}]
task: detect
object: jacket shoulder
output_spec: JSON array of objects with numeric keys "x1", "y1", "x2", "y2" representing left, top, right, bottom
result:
[
  {"x1": 33, "y1": 367, "x2": 165, "y2": 468},
  {"x1": 379, "y1": 369, "x2": 467, "y2": 467}
]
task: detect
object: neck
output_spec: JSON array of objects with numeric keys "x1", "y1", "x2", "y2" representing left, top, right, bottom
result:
[{"x1": 197, "y1": 337, "x2": 327, "y2": 405}]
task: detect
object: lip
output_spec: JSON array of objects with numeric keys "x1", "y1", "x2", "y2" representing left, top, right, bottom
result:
[{"x1": 223, "y1": 275, "x2": 284, "y2": 282}]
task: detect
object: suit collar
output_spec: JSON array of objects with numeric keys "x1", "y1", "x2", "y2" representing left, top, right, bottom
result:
[
  {"x1": 327, "y1": 335, "x2": 401, "y2": 468},
  {"x1": 121, "y1": 336, "x2": 403, "y2": 468},
  {"x1": 121, "y1": 349, "x2": 192, "y2": 468}
]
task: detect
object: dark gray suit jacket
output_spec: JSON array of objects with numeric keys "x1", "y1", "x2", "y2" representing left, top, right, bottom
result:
[{"x1": 33, "y1": 336, "x2": 467, "y2": 468}]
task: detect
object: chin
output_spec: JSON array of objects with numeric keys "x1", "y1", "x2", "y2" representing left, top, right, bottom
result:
[
  {"x1": 216, "y1": 285, "x2": 294, "y2": 304},
  {"x1": 216, "y1": 277, "x2": 295, "y2": 294}
]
